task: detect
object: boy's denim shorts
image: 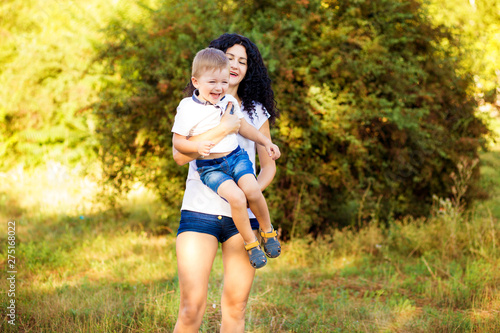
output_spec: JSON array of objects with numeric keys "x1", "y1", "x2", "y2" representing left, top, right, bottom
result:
[
  {"x1": 177, "y1": 210, "x2": 260, "y2": 243},
  {"x1": 196, "y1": 146, "x2": 255, "y2": 194}
]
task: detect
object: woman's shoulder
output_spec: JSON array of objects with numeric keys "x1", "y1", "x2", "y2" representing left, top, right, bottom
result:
[
  {"x1": 242, "y1": 101, "x2": 270, "y2": 128},
  {"x1": 250, "y1": 100, "x2": 263, "y2": 109},
  {"x1": 241, "y1": 100, "x2": 263, "y2": 114}
]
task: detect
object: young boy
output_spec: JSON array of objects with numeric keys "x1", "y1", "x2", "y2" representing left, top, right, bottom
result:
[{"x1": 171, "y1": 48, "x2": 281, "y2": 268}]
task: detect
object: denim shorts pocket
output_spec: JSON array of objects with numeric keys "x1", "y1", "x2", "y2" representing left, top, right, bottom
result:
[{"x1": 197, "y1": 165, "x2": 206, "y2": 175}]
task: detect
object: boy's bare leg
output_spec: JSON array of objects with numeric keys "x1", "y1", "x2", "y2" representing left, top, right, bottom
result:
[
  {"x1": 217, "y1": 180, "x2": 257, "y2": 244},
  {"x1": 237, "y1": 174, "x2": 273, "y2": 232}
]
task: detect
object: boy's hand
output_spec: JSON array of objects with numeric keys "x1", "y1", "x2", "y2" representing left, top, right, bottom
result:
[
  {"x1": 265, "y1": 142, "x2": 281, "y2": 160},
  {"x1": 198, "y1": 141, "x2": 214, "y2": 157}
]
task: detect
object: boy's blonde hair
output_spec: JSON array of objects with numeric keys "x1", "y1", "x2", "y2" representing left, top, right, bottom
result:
[{"x1": 192, "y1": 48, "x2": 229, "y2": 78}]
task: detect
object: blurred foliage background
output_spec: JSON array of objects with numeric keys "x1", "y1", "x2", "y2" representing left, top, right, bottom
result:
[{"x1": 1, "y1": 0, "x2": 499, "y2": 238}]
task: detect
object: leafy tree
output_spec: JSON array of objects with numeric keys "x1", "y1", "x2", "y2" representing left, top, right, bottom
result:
[
  {"x1": 92, "y1": 0, "x2": 488, "y2": 236},
  {"x1": 426, "y1": 0, "x2": 500, "y2": 105},
  {"x1": 231, "y1": 0, "x2": 488, "y2": 235},
  {"x1": 92, "y1": 0, "x2": 234, "y2": 217},
  {"x1": 0, "y1": 0, "x2": 94, "y2": 169},
  {"x1": 0, "y1": 0, "x2": 155, "y2": 170}
]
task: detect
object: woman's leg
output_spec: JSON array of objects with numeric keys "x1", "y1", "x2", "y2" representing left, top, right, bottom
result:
[
  {"x1": 220, "y1": 231, "x2": 258, "y2": 333},
  {"x1": 174, "y1": 231, "x2": 219, "y2": 333}
]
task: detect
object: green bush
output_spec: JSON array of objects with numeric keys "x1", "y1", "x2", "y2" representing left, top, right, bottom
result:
[
  {"x1": 0, "y1": 0, "x2": 106, "y2": 169},
  {"x1": 92, "y1": 0, "x2": 233, "y2": 220},
  {"x1": 93, "y1": 0, "x2": 488, "y2": 236}
]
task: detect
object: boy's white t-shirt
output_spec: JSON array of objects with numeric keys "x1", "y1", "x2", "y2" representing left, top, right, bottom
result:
[
  {"x1": 171, "y1": 93, "x2": 244, "y2": 153},
  {"x1": 179, "y1": 101, "x2": 271, "y2": 218}
]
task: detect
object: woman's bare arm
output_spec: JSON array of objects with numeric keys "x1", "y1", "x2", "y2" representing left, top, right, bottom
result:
[
  {"x1": 255, "y1": 120, "x2": 277, "y2": 191},
  {"x1": 239, "y1": 119, "x2": 272, "y2": 146}
]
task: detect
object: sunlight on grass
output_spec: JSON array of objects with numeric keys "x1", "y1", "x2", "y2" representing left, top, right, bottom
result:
[
  {"x1": 384, "y1": 299, "x2": 422, "y2": 332},
  {"x1": 0, "y1": 161, "x2": 178, "y2": 289},
  {"x1": 330, "y1": 256, "x2": 357, "y2": 270},
  {"x1": 0, "y1": 160, "x2": 167, "y2": 230},
  {"x1": 0, "y1": 161, "x2": 180, "y2": 332},
  {"x1": 1, "y1": 158, "x2": 499, "y2": 332},
  {"x1": 0, "y1": 161, "x2": 103, "y2": 220},
  {"x1": 29, "y1": 232, "x2": 177, "y2": 292}
]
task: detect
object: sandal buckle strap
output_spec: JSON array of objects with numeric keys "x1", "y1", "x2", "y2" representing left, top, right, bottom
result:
[
  {"x1": 260, "y1": 229, "x2": 277, "y2": 238},
  {"x1": 244, "y1": 240, "x2": 260, "y2": 251}
]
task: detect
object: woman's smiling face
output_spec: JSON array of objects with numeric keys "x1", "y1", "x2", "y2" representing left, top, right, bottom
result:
[{"x1": 225, "y1": 44, "x2": 248, "y2": 88}]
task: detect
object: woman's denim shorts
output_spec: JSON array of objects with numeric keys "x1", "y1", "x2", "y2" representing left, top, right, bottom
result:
[
  {"x1": 196, "y1": 147, "x2": 255, "y2": 194},
  {"x1": 177, "y1": 210, "x2": 260, "y2": 243}
]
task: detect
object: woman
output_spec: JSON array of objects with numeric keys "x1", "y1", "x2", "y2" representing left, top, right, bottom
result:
[{"x1": 172, "y1": 33, "x2": 279, "y2": 332}]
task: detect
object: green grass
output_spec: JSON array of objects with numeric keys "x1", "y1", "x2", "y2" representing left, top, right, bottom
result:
[
  {"x1": 478, "y1": 149, "x2": 500, "y2": 220},
  {"x1": 0, "y1": 158, "x2": 499, "y2": 332}
]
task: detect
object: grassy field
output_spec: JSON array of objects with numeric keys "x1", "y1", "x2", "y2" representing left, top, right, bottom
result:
[{"x1": 0, "y1": 152, "x2": 499, "y2": 332}]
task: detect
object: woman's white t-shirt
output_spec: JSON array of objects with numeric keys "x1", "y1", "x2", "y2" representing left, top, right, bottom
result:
[{"x1": 180, "y1": 102, "x2": 271, "y2": 219}]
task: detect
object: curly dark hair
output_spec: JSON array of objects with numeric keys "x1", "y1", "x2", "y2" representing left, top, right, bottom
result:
[{"x1": 184, "y1": 33, "x2": 279, "y2": 124}]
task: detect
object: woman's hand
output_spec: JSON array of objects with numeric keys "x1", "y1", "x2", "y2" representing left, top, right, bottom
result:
[{"x1": 220, "y1": 102, "x2": 241, "y2": 135}]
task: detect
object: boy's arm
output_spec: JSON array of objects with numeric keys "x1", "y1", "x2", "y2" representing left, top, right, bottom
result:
[
  {"x1": 239, "y1": 120, "x2": 281, "y2": 160},
  {"x1": 172, "y1": 107, "x2": 241, "y2": 165},
  {"x1": 172, "y1": 134, "x2": 213, "y2": 156}
]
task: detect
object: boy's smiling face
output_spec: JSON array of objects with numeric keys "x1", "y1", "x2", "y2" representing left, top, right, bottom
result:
[{"x1": 192, "y1": 68, "x2": 230, "y2": 105}]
